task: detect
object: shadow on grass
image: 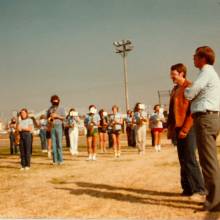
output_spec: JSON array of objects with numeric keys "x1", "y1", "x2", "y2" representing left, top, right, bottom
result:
[{"x1": 55, "y1": 186, "x2": 199, "y2": 210}]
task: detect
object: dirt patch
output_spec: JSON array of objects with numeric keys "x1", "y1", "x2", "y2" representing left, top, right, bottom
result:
[{"x1": 0, "y1": 135, "x2": 220, "y2": 220}]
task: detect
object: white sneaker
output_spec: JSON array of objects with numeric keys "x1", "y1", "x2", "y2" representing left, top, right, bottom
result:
[
  {"x1": 25, "y1": 167, "x2": 30, "y2": 170},
  {"x1": 92, "y1": 154, "x2": 97, "y2": 161},
  {"x1": 48, "y1": 151, "x2": 52, "y2": 158},
  {"x1": 20, "y1": 167, "x2": 25, "y2": 171},
  {"x1": 86, "y1": 155, "x2": 93, "y2": 161},
  {"x1": 158, "y1": 145, "x2": 161, "y2": 152}
]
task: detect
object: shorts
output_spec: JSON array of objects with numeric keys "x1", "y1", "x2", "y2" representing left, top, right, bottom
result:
[
  {"x1": 112, "y1": 130, "x2": 121, "y2": 135},
  {"x1": 87, "y1": 128, "x2": 98, "y2": 137},
  {"x1": 46, "y1": 131, "x2": 51, "y2": 139},
  {"x1": 153, "y1": 128, "x2": 163, "y2": 133},
  {"x1": 98, "y1": 127, "x2": 107, "y2": 133}
]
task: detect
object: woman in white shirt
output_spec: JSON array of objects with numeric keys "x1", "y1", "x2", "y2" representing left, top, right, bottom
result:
[
  {"x1": 109, "y1": 105, "x2": 123, "y2": 158},
  {"x1": 18, "y1": 108, "x2": 34, "y2": 170},
  {"x1": 67, "y1": 108, "x2": 80, "y2": 156},
  {"x1": 150, "y1": 104, "x2": 165, "y2": 152}
]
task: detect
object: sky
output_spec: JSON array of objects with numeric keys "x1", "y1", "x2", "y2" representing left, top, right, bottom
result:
[{"x1": 0, "y1": 0, "x2": 220, "y2": 119}]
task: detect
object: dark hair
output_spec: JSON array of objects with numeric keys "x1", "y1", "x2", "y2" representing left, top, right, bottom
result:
[
  {"x1": 20, "y1": 108, "x2": 29, "y2": 119},
  {"x1": 170, "y1": 63, "x2": 187, "y2": 78},
  {"x1": 99, "y1": 109, "x2": 104, "y2": 115},
  {"x1": 134, "y1": 102, "x2": 141, "y2": 112},
  {"x1": 50, "y1": 95, "x2": 60, "y2": 103},
  {"x1": 112, "y1": 105, "x2": 119, "y2": 111},
  {"x1": 153, "y1": 104, "x2": 160, "y2": 111},
  {"x1": 89, "y1": 104, "x2": 96, "y2": 110},
  {"x1": 195, "y1": 46, "x2": 215, "y2": 65},
  {"x1": 69, "y1": 108, "x2": 76, "y2": 113}
]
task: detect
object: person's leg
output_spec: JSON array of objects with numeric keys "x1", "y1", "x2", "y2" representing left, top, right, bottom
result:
[
  {"x1": 142, "y1": 126, "x2": 147, "y2": 154},
  {"x1": 9, "y1": 133, "x2": 14, "y2": 154},
  {"x1": 87, "y1": 136, "x2": 93, "y2": 160},
  {"x1": 126, "y1": 127, "x2": 131, "y2": 146},
  {"x1": 92, "y1": 135, "x2": 97, "y2": 160},
  {"x1": 99, "y1": 132, "x2": 103, "y2": 152},
  {"x1": 103, "y1": 132, "x2": 107, "y2": 152},
  {"x1": 154, "y1": 131, "x2": 159, "y2": 151},
  {"x1": 56, "y1": 125, "x2": 63, "y2": 163},
  {"x1": 194, "y1": 114, "x2": 220, "y2": 210},
  {"x1": 112, "y1": 133, "x2": 117, "y2": 156},
  {"x1": 176, "y1": 130, "x2": 193, "y2": 195},
  {"x1": 136, "y1": 128, "x2": 142, "y2": 153},
  {"x1": 73, "y1": 128, "x2": 79, "y2": 154},
  {"x1": 151, "y1": 129, "x2": 155, "y2": 147},
  {"x1": 51, "y1": 128, "x2": 58, "y2": 163},
  {"x1": 42, "y1": 129, "x2": 47, "y2": 150},
  {"x1": 19, "y1": 134, "x2": 26, "y2": 168},
  {"x1": 25, "y1": 133, "x2": 32, "y2": 168},
  {"x1": 182, "y1": 127, "x2": 205, "y2": 194},
  {"x1": 157, "y1": 132, "x2": 162, "y2": 151},
  {"x1": 69, "y1": 128, "x2": 74, "y2": 154},
  {"x1": 116, "y1": 134, "x2": 121, "y2": 155}
]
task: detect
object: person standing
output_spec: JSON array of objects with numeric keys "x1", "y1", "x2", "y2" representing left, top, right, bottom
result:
[
  {"x1": 125, "y1": 110, "x2": 136, "y2": 147},
  {"x1": 39, "y1": 115, "x2": 48, "y2": 153},
  {"x1": 133, "y1": 103, "x2": 148, "y2": 155},
  {"x1": 8, "y1": 117, "x2": 18, "y2": 154},
  {"x1": 18, "y1": 108, "x2": 34, "y2": 170},
  {"x1": 168, "y1": 63, "x2": 205, "y2": 199},
  {"x1": 109, "y1": 105, "x2": 123, "y2": 158},
  {"x1": 151, "y1": 104, "x2": 165, "y2": 152},
  {"x1": 184, "y1": 46, "x2": 220, "y2": 211},
  {"x1": 47, "y1": 95, "x2": 66, "y2": 165},
  {"x1": 67, "y1": 108, "x2": 80, "y2": 156},
  {"x1": 84, "y1": 105, "x2": 100, "y2": 161},
  {"x1": 98, "y1": 109, "x2": 108, "y2": 153}
]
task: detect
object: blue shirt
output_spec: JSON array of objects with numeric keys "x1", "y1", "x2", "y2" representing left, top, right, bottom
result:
[
  {"x1": 19, "y1": 118, "x2": 34, "y2": 131},
  {"x1": 134, "y1": 111, "x2": 148, "y2": 126},
  {"x1": 84, "y1": 113, "x2": 100, "y2": 129},
  {"x1": 184, "y1": 65, "x2": 220, "y2": 113},
  {"x1": 47, "y1": 106, "x2": 66, "y2": 125},
  {"x1": 67, "y1": 116, "x2": 80, "y2": 128},
  {"x1": 109, "y1": 113, "x2": 122, "y2": 130}
]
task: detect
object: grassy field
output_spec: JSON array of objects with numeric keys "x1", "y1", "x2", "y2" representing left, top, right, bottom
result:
[{"x1": 0, "y1": 134, "x2": 220, "y2": 220}]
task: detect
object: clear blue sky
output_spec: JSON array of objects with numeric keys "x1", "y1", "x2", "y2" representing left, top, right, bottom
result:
[{"x1": 0, "y1": 0, "x2": 220, "y2": 118}]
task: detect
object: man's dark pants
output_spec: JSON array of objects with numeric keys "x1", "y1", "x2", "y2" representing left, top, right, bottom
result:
[
  {"x1": 19, "y1": 131, "x2": 32, "y2": 168},
  {"x1": 194, "y1": 113, "x2": 220, "y2": 211},
  {"x1": 176, "y1": 127, "x2": 205, "y2": 195}
]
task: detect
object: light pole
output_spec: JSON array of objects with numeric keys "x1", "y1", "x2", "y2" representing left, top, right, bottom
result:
[{"x1": 113, "y1": 40, "x2": 133, "y2": 111}]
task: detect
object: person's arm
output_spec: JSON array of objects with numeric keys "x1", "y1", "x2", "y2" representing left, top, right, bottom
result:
[{"x1": 184, "y1": 72, "x2": 209, "y2": 100}]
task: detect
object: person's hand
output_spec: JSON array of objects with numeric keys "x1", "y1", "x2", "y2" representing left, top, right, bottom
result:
[
  {"x1": 178, "y1": 130, "x2": 187, "y2": 139},
  {"x1": 51, "y1": 113, "x2": 58, "y2": 119}
]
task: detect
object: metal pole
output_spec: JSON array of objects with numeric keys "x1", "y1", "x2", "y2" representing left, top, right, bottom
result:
[{"x1": 123, "y1": 50, "x2": 129, "y2": 111}]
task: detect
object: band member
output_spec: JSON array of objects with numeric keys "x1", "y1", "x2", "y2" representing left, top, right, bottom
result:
[
  {"x1": 39, "y1": 115, "x2": 48, "y2": 153},
  {"x1": 150, "y1": 104, "x2": 165, "y2": 152},
  {"x1": 47, "y1": 95, "x2": 65, "y2": 165},
  {"x1": 133, "y1": 103, "x2": 148, "y2": 155},
  {"x1": 98, "y1": 109, "x2": 108, "y2": 153},
  {"x1": 18, "y1": 108, "x2": 34, "y2": 170},
  {"x1": 109, "y1": 105, "x2": 123, "y2": 158},
  {"x1": 66, "y1": 108, "x2": 80, "y2": 156},
  {"x1": 125, "y1": 110, "x2": 136, "y2": 147},
  {"x1": 84, "y1": 105, "x2": 100, "y2": 161},
  {"x1": 8, "y1": 117, "x2": 18, "y2": 154}
]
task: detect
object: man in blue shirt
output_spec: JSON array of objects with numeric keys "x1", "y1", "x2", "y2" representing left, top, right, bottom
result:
[
  {"x1": 47, "y1": 95, "x2": 66, "y2": 165},
  {"x1": 184, "y1": 46, "x2": 220, "y2": 212}
]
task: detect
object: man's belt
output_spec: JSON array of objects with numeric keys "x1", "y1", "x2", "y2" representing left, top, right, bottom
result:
[{"x1": 192, "y1": 111, "x2": 220, "y2": 118}]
